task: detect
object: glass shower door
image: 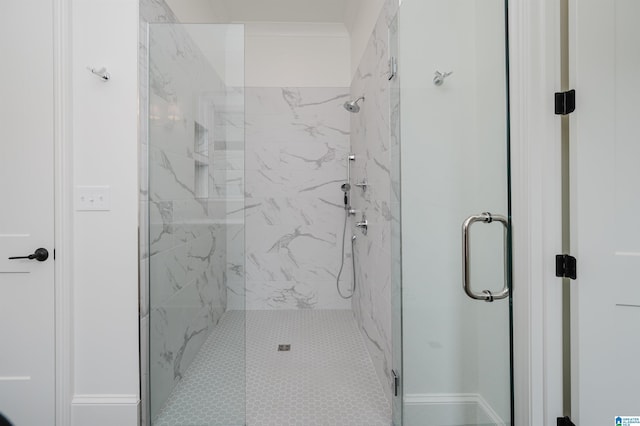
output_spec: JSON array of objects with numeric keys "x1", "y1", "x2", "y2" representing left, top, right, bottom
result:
[{"x1": 394, "y1": 0, "x2": 512, "y2": 425}]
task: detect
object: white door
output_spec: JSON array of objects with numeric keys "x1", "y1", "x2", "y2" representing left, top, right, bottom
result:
[
  {"x1": 570, "y1": 0, "x2": 640, "y2": 424},
  {"x1": 0, "y1": 1, "x2": 56, "y2": 424}
]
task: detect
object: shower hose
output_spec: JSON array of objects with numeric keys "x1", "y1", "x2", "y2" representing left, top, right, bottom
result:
[{"x1": 336, "y1": 209, "x2": 356, "y2": 299}]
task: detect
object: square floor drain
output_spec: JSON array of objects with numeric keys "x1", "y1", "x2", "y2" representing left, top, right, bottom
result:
[{"x1": 278, "y1": 344, "x2": 291, "y2": 351}]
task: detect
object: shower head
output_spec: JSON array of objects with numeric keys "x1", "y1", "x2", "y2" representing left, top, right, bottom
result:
[
  {"x1": 341, "y1": 183, "x2": 351, "y2": 192},
  {"x1": 343, "y1": 96, "x2": 365, "y2": 113}
]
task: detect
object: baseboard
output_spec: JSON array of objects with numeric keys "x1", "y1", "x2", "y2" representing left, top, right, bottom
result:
[
  {"x1": 404, "y1": 393, "x2": 506, "y2": 425},
  {"x1": 71, "y1": 394, "x2": 139, "y2": 426}
]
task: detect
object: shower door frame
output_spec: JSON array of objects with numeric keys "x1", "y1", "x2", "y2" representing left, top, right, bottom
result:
[{"x1": 507, "y1": 0, "x2": 565, "y2": 424}]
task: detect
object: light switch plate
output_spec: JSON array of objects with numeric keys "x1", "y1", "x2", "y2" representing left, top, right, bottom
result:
[{"x1": 76, "y1": 186, "x2": 111, "y2": 211}]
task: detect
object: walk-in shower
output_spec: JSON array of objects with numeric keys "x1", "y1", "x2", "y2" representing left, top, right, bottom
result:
[
  {"x1": 141, "y1": 0, "x2": 513, "y2": 425},
  {"x1": 143, "y1": 5, "x2": 391, "y2": 423}
]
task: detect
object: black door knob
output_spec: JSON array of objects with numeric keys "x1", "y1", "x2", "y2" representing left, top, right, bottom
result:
[{"x1": 8, "y1": 248, "x2": 49, "y2": 262}]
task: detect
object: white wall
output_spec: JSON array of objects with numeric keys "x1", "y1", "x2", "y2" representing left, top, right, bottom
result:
[
  {"x1": 245, "y1": 23, "x2": 350, "y2": 87},
  {"x1": 71, "y1": 0, "x2": 140, "y2": 424},
  {"x1": 156, "y1": 1, "x2": 359, "y2": 87}
]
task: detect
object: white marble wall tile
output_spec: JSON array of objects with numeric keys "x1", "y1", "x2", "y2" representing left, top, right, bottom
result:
[
  {"x1": 246, "y1": 224, "x2": 337, "y2": 279},
  {"x1": 350, "y1": 0, "x2": 400, "y2": 406},
  {"x1": 225, "y1": 223, "x2": 245, "y2": 262},
  {"x1": 170, "y1": 199, "x2": 209, "y2": 243},
  {"x1": 225, "y1": 221, "x2": 245, "y2": 312},
  {"x1": 213, "y1": 149, "x2": 244, "y2": 172},
  {"x1": 226, "y1": 280, "x2": 245, "y2": 311},
  {"x1": 246, "y1": 87, "x2": 351, "y2": 117},
  {"x1": 245, "y1": 172, "x2": 345, "y2": 201},
  {"x1": 246, "y1": 119, "x2": 349, "y2": 146},
  {"x1": 245, "y1": 196, "x2": 344, "y2": 228},
  {"x1": 185, "y1": 233, "x2": 221, "y2": 288},
  {"x1": 149, "y1": 276, "x2": 223, "y2": 418},
  {"x1": 141, "y1": 0, "x2": 177, "y2": 23},
  {"x1": 244, "y1": 87, "x2": 351, "y2": 310},
  {"x1": 148, "y1": 148, "x2": 197, "y2": 200},
  {"x1": 150, "y1": 244, "x2": 189, "y2": 306},
  {"x1": 245, "y1": 140, "x2": 348, "y2": 174},
  {"x1": 149, "y1": 199, "x2": 174, "y2": 257},
  {"x1": 246, "y1": 88, "x2": 349, "y2": 144},
  {"x1": 245, "y1": 280, "x2": 351, "y2": 310}
]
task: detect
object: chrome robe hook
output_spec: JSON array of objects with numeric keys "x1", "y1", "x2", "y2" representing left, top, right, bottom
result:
[
  {"x1": 433, "y1": 70, "x2": 453, "y2": 86},
  {"x1": 88, "y1": 66, "x2": 111, "y2": 82}
]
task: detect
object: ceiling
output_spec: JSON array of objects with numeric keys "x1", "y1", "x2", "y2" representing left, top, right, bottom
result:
[{"x1": 219, "y1": 0, "x2": 362, "y2": 23}]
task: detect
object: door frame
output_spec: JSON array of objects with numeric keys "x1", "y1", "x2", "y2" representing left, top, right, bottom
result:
[
  {"x1": 53, "y1": 0, "x2": 74, "y2": 423},
  {"x1": 508, "y1": 0, "x2": 565, "y2": 425}
]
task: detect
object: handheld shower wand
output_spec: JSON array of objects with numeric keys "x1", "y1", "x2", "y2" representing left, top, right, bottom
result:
[{"x1": 341, "y1": 183, "x2": 351, "y2": 208}]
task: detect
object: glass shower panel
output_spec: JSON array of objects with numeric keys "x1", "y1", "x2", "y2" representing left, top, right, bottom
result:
[
  {"x1": 389, "y1": 12, "x2": 403, "y2": 426},
  {"x1": 395, "y1": 0, "x2": 512, "y2": 425},
  {"x1": 148, "y1": 23, "x2": 245, "y2": 425}
]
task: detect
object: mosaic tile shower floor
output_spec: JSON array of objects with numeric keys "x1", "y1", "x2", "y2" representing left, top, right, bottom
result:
[{"x1": 153, "y1": 310, "x2": 391, "y2": 426}]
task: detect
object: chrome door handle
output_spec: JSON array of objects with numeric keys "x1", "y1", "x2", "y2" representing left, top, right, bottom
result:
[{"x1": 462, "y1": 212, "x2": 509, "y2": 302}]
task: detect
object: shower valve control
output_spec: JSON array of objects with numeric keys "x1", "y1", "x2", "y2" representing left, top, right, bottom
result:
[
  {"x1": 355, "y1": 179, "x2": 368, "y2": 192},
  {"x1": 356, "y1": 214, "x2": 368, "y2": 236}
]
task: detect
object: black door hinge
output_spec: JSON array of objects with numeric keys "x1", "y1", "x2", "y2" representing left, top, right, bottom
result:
[
  {"x1": 557, "y1": 416, "x2": 576, "y2": 426},
  {"x1": 555, "y1": 89, "x2": 576, "y2": 115},
  {"x1": 556, "y1": 254, "x2": 577, "y2": 280},
  {"x1": 392, "y1": 370, "x2": 400, "y2": 397}
]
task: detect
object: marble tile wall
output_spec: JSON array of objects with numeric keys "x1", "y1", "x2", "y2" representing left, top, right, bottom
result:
[
  {"x1": 244, "y1": 87, "x2": 353, "y2": 310},
  {"x1": 140, "y1": 1, "x2": 244, "y2": 421},
  {"x1": 350, "y1": 0, "x2": 400, "y2": 406}
]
